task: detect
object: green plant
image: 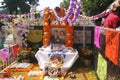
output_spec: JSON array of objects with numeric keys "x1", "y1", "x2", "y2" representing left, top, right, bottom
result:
[
  {"x1": 81, "y1": 47, "x2": 93, "y2": 59},
  {"x1": 17, "y1": 47, "x2": 36, "y2": 63}
]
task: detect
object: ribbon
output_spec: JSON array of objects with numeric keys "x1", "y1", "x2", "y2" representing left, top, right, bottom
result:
[{"x1": 48, "y1": 51, "x2": 66, "y2": 58}]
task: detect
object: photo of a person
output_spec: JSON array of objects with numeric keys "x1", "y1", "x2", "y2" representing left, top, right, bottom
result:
[
  {"x1": 59, "y1": 31, "x2": 65, "y2": 44},
  {"x1": 50, "y1": 28, "x2": 66, "y2": 44},
  {"x1": 51, "y1": 30, "x2": 60, "y2": 44}
]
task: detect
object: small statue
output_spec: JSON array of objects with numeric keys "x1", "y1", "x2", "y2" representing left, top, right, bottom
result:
[
  {"x1": 50, "y1": 68, "x2": 57, "y2": 77},
  {"x1": 45, "y1": 66, "x2": 49, "y2": 76},
  {"x1": 27, "y1": 1, "x2": 39, "y2": 13},
  {"x1": 57, "y1": 67, "x2": 62, "y2": 77},
  {"x1": 68, "y1": 72, "x2": 76, "y2": 79}
]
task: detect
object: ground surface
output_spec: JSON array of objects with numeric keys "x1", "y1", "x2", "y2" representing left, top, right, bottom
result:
[{"x1": 0, "y1": 64, "x2": 98, "y2": 80}]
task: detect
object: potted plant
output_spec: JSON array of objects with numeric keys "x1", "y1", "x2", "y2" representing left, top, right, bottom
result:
[
  {"x1": 81, "y1": 47, "x2": 93, "y2": 67},
  {"x1": 17, "y1": 47, "x2": 36, "y2": 63}
]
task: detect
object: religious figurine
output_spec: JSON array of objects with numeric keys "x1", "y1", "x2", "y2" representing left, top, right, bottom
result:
[
  {"x1": 68, "y1": 72, "x2": 76, "y2": 79},
  {"x1": 57, "y1": 67, "x2": 62, "y2": 77},
  {"x1": 28, "y1": 1, "x2": 39, "y2": 13},
  {"x1": 44, "y1": 66, "x2": 49, "y2": 76}
]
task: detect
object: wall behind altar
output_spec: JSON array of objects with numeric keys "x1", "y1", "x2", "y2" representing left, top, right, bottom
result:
[{"x1": 27, "y1": 26, "x2": 43, "y2": 51}]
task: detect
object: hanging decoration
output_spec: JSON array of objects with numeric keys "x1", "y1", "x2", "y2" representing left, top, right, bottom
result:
[
  {"x1": 67, "y1": 0, "x2": 81, "y2": 24},
  {"x1": 54, "y1": 0, "x2": 76, "y2": 22},
  {"x1": 53, "y1": 0, "x2": 82, "y2": 24},
  {"x1": 53, "y1": 0, "x2": 120, "y2": 23},
  {"x1": 0, "y1": 0, "x2": 119, "y2": 25},
  {"x1": 43, "y1": 8, "x2": 51, "y2": 46},
  {"x1": 90, "y1": 0, "x2": 120, "y2": 19},
  {"x1": 0, "y1": 49, "x2": 10, "y2": 62},
  {"x1": 19, "y1": 26, "x2": 29, "y2": 48},
  {"x1": 43, "y1": 7, "x2": 74, "y2": 47}
]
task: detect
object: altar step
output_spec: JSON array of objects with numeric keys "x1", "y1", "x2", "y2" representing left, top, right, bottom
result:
[{"x1": 0, "y1": 64, "x2": 98, "y2": 80}]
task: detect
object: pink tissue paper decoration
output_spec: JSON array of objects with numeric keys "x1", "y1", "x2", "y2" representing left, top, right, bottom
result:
[
  {"x1": 94, "y1": 26, "x2": 102, "y2": 48},
  {"x1": 0, "y1": 49, "x2": 10, "y2": 62}
]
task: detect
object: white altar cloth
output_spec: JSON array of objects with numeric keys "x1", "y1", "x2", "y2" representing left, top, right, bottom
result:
[{"x1": 35, "y1": 45, "x2": 79, "y2": 74}]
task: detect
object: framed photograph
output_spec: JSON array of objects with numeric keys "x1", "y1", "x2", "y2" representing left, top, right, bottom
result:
[
  {"x1": 85, "y1": 30, "x2": 92, "y2": 44},
  {"x1": 74, "y1": 30, "x2": 83, "y2": 44},
  {"x1": 74, "y1": 26, "x2": 93, "y2": 44},
  {"x1": 50, "y1": 27, "x2": 66, "y2": 44},
  {"x1": 28, "y1": 26, "x2": 43, "y2": 42},
  {"x1": 27, "y1": 26, "x2": 43, "y2": 51}
]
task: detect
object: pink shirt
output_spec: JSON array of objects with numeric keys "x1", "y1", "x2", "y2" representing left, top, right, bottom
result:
[{"x1": 104, "y1": 13, "x2": 120, "y2": 29}]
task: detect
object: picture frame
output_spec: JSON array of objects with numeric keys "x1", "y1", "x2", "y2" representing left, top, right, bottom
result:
[
  {"x1": 50, "y1": 27, "x2": 66, "y2": 44},
  {"x1": 74, "y1": 26, "x2": 94, "y2": 45}
]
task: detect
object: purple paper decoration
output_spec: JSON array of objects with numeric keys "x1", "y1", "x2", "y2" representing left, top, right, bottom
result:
[
  {"x1": 54, "y1": 0, "x2": 120, "y2": 23},
  {"x1": 54, "y1": 0, "x2": 76, "y2": 22}
]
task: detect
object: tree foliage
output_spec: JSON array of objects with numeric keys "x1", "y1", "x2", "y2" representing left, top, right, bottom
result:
[
  {"x1": 82, "y1": 0, "x2": 114, "y2": 16},
  {"x1": 0, "y1": 0, "x2": 39, "y2": 14},
  {"x1": 60, "y1": 0, "x2": 114, "y2": 16},
  {"x1": 60, "y1": 0, "x2": 70, "y2": 9}
]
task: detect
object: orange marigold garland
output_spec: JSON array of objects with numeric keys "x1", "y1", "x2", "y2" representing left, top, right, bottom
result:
[
  {"x1": 43, "y1": 8, "x2": 74, "y2": 47},
  {"x1": 43, "y1": 8, "x2": 51, "y2": 46}
]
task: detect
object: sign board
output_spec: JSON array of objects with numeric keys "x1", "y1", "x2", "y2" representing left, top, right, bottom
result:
[
  {"x1": 27, "y1": 26, "x2": 43, "y2": 51},
  {"x1": 27, "y1": 30, "x2": 42, "y2": 42},
  {"x1": 80, "y1": 18, "x2": 95, "y2": 26}
]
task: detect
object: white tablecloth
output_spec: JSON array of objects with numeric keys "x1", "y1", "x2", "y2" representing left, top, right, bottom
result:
[{"x1": 35, "y1": 45, "x2": 79, "y2": 74}]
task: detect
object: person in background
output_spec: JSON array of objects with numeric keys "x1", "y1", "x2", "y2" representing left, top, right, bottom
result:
[
  {"x1": 116, "y1": 21, "x2": 120, "y2": 30},
  {"x1": 94, "y1": 18, "x2": 102, "y2": 26},
  {"x1": 0, "y1": 22, "x2": 3, "y2": 49},
  {"x1": 0, "y1": 22, "x2": 7, "y2": 49},
  {"x1": 13, "y1": 24, "x2": 23, "y2": 48},
  {"x1": 104, "y1": 6, "x2": 120, "y2": 29}
]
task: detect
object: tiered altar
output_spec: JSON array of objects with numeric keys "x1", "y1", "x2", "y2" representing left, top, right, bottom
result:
[
  {"x1": 35, "y1": 44, "x2": 79, "y2": 77},
  {"x1": 34, "y1": 7, "x2": 80, "y2": 77}
]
